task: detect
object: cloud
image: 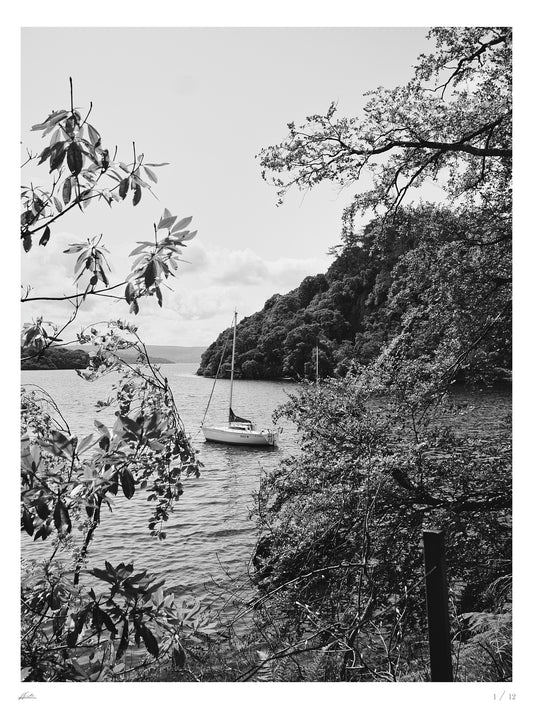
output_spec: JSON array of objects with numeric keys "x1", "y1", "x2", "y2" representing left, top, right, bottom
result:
[
  {"x1": 21, "y1": 235, "x2": 333, "y2": 347},
  {"x1": 211, "y1": 248, "x2": 269, "y2": 285},
  {"x1": 179, "y1": 239, "x2": 330, "y2": 289}
]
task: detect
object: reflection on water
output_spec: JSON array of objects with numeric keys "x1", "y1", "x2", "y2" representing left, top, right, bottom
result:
[{"x1": 21, "y1": 365, "x2": 510, "y2": 610}]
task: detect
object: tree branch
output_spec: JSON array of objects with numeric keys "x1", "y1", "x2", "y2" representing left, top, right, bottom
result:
[{"x1": 21, "y1": 281, "x2": 128, "y2": 303}]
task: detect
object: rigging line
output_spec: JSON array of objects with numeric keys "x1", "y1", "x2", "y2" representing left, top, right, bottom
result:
[{"x1": 198, "y1": 320, "x2": 233, "y2": 430}]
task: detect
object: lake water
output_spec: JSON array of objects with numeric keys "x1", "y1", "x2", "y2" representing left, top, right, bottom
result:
[
  {"x1": 21, "y1": 364, "x2": 301, "y2": 611},
  {"x1": 21, "y1": 365, "x2": 511, "y2": 615}
]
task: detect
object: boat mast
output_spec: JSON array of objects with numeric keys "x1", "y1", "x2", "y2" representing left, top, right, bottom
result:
[
  {"x1": 228, "y1": 309, "x2": 237, "y2": 421},
  {"x1": 315, "y1": 337, "x2": 319, "y2": 382}
]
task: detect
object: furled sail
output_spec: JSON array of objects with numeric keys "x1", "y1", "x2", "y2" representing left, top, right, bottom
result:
[{"x1": 229, "y1": 408, "x2": 252, "y2": 425}]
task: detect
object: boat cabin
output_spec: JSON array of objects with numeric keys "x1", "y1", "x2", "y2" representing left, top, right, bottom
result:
[{"x1": 229, "y1": 421, "x2": 255, "y2": 431}]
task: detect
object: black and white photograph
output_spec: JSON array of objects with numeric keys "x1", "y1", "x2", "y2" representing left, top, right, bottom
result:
[{"x1": 13, "y1": 4, "x2": 523, "y2": 704}]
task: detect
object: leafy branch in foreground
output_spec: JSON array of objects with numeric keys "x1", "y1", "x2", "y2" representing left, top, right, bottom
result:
[
  {"x1": 21, "y1": 77, "x2": 168, "y2": 252},
  {"x1": 21, "y1": 323, "x2": 204, "y2": 680},
  {"x1": 21, "y1": 83, "x2": 203, "y2": 681}
]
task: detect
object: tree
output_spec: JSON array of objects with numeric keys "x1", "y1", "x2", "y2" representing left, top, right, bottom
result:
[
  {"x1": 259, "y1": 27, "x2": 511, "y2": 235},
  {"x1": 20, "y1": 81, "x2": 207, "y2": 681},
  {"x1": 246, "y1": 27, "x2": 512, "y2": 682}
]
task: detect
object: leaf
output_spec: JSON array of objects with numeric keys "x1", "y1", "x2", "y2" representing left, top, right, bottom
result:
[
  {"x1": 31, "y1": 110, "x2": 69, "y2": 131},
  {"x1": 133, "y1": 183, "x2": 142, "y2": 206},
  {"x1": 158, "y1": 215, "x2": 177, "y2": 230},
  {"x1": 129, "y1": 243, "x2": 149, "y2": 257},
  {"x1": 98, "y1": 264, "x2": 109, "y2": 286},
  {"x1": 21, "y1": 210, "x2": 34, "y2": 226},
  {"x1": 74, "y1": 250, "x2": 90, "y2": 274},
  {"x1": 21, "y1": 508, "x2": 34, "y2": 536},
  {"x1": 34, "y1": 523, "x2": 52, "y2": 541},
  {"x1": 90, "y1": 567, "x2": 114, "y2": 583},
  {"x1": 49, "y1": 144, "x2": 66, "y2": 171},
  {"x1": 119, "y1": 177, "x2": 130, "y2": 200},
  {"x1": 23, "y1": 233, "x2": 32, "y2": 252},
  {"x1": 38, "y1": 146, "x2": 52, "y2": 165},
  {"x1": 53, "y1": 497, "x2": 72, "y2": 534},
  {"x1": 117, "y1": 619, "x2": 129, "y2": 660},
  {"x1": 33, "y1": 196, "x2": 45, "y2": 213},
  {"x1": 53, "y1": 196, "x2": 63, "y2": 213},
  {"x1": 39, "y1": 225, "x2": 51, "y2": 247},
  {"x1": 130, "y1": 299, "x2": 139, "y2": 315},
  {"x1": 115, "y1": 562, "x2": 134, "y2": 578},
  {"x1": 87, "y1": 123, "x2": 101, "y2": 147},
  {"x1": 23, "y1": 325, "x2": 39, "y2": 346},
  {"x1": 92, "y1": 606, "x2": 104, "y2": 636},
  {"x1": 172, "y1": 642, "x2": 186, "y2": 668},
  {"x1": 62, "y1": 177, "x2": 72, "y2": 205},
  {"x1": 66, "y1": 630, "x2": 80, "y2": 648},
  {"x1": 67, "y1": 141, "x2": 83, "y2": 175},
  {"x1": 99, "y1": 608, "x2": 117, "y2": 638},
  {"x1": 180, "y1": 230, "x2": 197, "y2": 242},
  {"x1": 155, "y1": 286, "x2": 163, "y2": 307},
  {"x1": 140, "y1": 624, "x2": 159, "y2": 657},
  {"x1": 49, "y1": 128, "x2": 62, "y2": 146},
  {"x1": 63, "y1": 243, "x2": 85, "y2": 254},
  {"x1": 77, "y1": 433, "x2": 94, "y2": 455},
  {"x1": 144, "y1": 260, "x2": 157, "y2": 289},
  {"x1": 121, "y1": 469, "x2": 135, "y2": 499},
  {"x1": 173, "y1": 216, "x2": 193, "y2": 231},
  {"x1": 107, "y1": 472, "x2": 119, "y2": 495},
  {"x1": 35, "y1": 496, "x2": 50, "y2": 520},
  {"x1": 125, "y1": 282, "x2": 136, "y2": 304},
  {"x1": 45, "y1": 430, "x2": 74, "y2": 458},
  {"x1": 143, "y1": 166, "x2": 158, "y2": 183}
]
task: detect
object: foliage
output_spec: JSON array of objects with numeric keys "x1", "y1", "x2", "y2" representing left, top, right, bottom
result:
[
  {"x1": 21, "y1": 79, "x2": 196, "y2": 322},
  {"x1": 251, "y1": 365, "x2": 511, "y2": 681},
  {"x1": 21, "y1": 83, "x2": 202, "y2": 681}
]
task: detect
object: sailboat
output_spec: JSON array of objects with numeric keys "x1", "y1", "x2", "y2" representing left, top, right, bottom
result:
[{"x1": 201, "y1": 311, "x2": 279, "y2": 446}]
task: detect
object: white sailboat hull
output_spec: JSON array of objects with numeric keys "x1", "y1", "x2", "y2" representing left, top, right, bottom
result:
[{"x1": 202, "y1": 425, "x2": 278, "y2": 447}]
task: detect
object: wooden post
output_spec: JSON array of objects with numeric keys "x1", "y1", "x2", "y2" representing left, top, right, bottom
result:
[{"x1": 423, "y1": 529, "x2": 453, "y2": 682}]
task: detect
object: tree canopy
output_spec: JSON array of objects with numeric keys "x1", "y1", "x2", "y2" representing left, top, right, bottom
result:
[{"x1": 259, "y1": 27, "x2": 511, "y2": 235}]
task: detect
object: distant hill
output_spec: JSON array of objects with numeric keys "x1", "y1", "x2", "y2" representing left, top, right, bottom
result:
[
  {"x1": 66, "y1": 344, "x2": 206, "y2": 365},
  {"x1": 145, "y1": 345, "x2": 206, "y2": 363},
  {"x1": 22, "y1": 343, "x2": 206, "y2": 371},
  {"x1": 22, "y1": 347, "x2": 90, "y2": 371}
]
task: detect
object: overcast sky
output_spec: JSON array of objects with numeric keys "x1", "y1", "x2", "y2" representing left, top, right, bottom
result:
[{"x1": 21, "y1": 27, "x2": 433, "y2": 346}]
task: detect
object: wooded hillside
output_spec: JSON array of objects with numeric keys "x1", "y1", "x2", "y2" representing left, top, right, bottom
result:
[{"x1": 197, "y1": 204, "x2": 511, "y2": 382}]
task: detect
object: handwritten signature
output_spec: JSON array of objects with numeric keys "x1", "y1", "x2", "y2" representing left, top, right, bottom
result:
[{"x1": 18, "y1": 692, "x2": 36, "y2": 700}]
